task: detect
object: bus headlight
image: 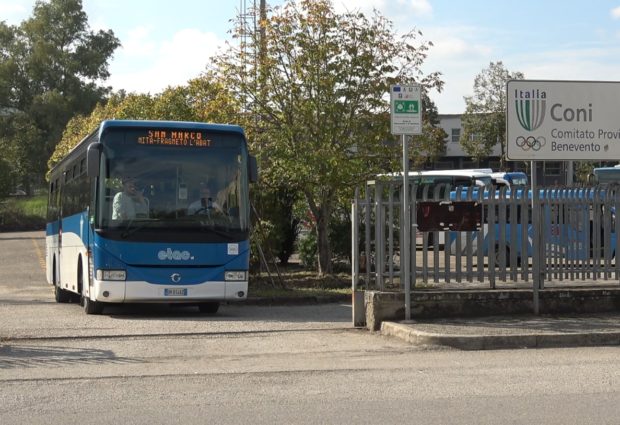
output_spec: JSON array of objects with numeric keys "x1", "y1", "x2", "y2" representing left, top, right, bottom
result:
[
  {"x1": 225, "y1": 271, "x2": 247, "y2": 281},
  {"x1": 96, "y1": 269, "x2": 126, "y2": 281}
]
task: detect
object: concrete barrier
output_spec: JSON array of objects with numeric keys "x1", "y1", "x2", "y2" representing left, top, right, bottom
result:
[{"x1": 366, "y1": 289, "x2": 620, "y2": 331}]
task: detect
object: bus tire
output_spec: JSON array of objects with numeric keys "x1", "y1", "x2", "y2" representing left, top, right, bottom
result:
[
  {"x1": 198, "y1": 302, "x2": 219, "y2": 314},
  {"x1": 494, "y1": 245, "x2": 511, "y2": 268},
  {"x1": 53, "y1": 261, "x2": 71, "y2": 303},
  {"x1": 55, "y1": 285, "x2": 71, "y2": 303},
  {"x1": 83, "y1": 295, "x2": 104, "y2": 315},
  {"x1": 76, "y1": 259, "x2": 85, "y2": 305},
  {"x1": 70, "y1": 292, "x2": 81, "y2": 304}
]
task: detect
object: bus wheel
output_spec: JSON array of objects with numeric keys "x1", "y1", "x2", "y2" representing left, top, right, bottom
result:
[
  {"x1": 54, "y1": 263, "x2": 71, "y2": 303},
  {"x1": 83, "y1": 295, "x2": 104, "y2": 315},
  {"x1": 494, "y1": 245, "x2": 511, "y2": 268},
  {"x1": 55, "y1": 285, "x2": 71, "y2": 303},
  {"x1": 198, "y1": 302, "x2": 219, "y2": 314}
]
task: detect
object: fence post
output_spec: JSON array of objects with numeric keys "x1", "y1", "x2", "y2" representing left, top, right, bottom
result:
[
  {"x1": 352, "y1": 188, "x2": 365, "y2": 327},
  {"x1": 532, "y1": 161, "x2": 540, "y2": 315}
]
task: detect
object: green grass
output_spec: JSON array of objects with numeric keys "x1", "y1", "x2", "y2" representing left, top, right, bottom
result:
[
  {"x1": 0, "y1": 195, "x2": 47, "y2": 231},
  {"x1": 249, "y1": 287, "x2": 351, "y2": 298}
]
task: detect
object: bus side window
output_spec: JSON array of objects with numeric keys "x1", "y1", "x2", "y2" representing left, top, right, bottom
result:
[
  {"x1": 433, "y1": 178, "x2": 451, "y2": 199},
  {"x1": 453, "y1": 177, "x2": 470, "y2": 188},
  {"x1": 483, "y1": 205, "x2": 501, "y2": 224}
]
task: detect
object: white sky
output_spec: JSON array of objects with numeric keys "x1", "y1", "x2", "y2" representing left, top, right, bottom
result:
[{"x1": 2, "y1": 0, "x2": 620, "y2": 114}]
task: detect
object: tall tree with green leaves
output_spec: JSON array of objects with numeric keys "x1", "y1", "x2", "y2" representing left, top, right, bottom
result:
[
  {"x1": 460, "y1": 61, "x2": 524, "y2": 166},
  {"x1": 211, "y1": 0, "x2": 443, "y2": 275},
  {"x1": 0, "y1": 0, "x2": 120, "y2": 193},
  {"x1": 409, "y1": 93, "x2": 448, "y2": 166},
  {"x1": 51, "y1": 77, "x2": 243, "y2": 172}
]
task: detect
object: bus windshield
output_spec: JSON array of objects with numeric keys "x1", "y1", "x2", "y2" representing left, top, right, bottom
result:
[
  {"x1": 97, "y1": 128, "x2": 249, "y2": 236},
  {"x1": 510, "y1": 177, "x2": 528, "y2": 186},
  {"x1": 593, "y1": 169, "x2": 620, "y2": 185},
  {"x1": 476, "y1": 176, "x2": 493, "y2": 186}
]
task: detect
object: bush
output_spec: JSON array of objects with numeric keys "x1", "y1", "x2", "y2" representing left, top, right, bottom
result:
[
  {"x1": 298, "y1": 229, "x2": 318, "y2": 270},
  {"x1": 0, "y1": 195, "x2": 47, "y2": 231},
  {"x1": 249, "y1": 219, "x2": 276, "y2": 275}
]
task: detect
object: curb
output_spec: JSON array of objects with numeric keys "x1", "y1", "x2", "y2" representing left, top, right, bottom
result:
[
  {"x1": 380, "y1": 321, "x2": 620, "y2": 350},
  {"x1": 243, "y1": 294, "x2": 350, "y2": 306}
]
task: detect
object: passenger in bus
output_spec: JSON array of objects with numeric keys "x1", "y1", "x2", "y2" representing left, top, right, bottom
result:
[
  {"x1": 112, "y1": 179, "x2": 149, "y2": 219},
  {"x1": 188, "y1": 187, "x2": 223, "y2": 216}
]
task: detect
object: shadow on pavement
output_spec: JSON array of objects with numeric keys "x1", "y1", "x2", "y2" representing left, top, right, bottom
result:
[
  {"x1": 99, "y1": 302, "x2": 352, "y2": 324},
  {"x1": 0, "y1": 344, "x2": 142, "y2": 369}
]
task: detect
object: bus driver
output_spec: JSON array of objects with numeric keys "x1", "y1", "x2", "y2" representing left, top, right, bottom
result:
[
  {"x1": 113, "y1": 179, "x2": 149, "y2": 219},
  {"x1": 188, "y1": 187, "x2": 223, "y2": 216}
]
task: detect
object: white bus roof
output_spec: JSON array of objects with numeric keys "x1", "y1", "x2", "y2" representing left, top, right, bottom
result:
[{"x1": 378, "y1": 170, "x2": 493, "y2": 178}]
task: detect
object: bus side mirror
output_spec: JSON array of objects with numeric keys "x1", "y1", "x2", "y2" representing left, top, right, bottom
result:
[
  {"x1": 587, "y1": 173, "x2": 594, "y2": 185},
  {"x1": 87, "y1": 142, "x2": 102, "y2": 178},
  {"x1": 248, "y1": 155, "x2": 258, "y2": 183}
]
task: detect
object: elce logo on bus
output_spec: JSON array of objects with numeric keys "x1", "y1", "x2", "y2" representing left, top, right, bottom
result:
[{"x1": 158, "y1": 248, "x2": 192, "y2": 260}]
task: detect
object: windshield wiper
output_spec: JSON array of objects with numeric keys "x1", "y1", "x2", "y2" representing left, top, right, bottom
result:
[
  {"x1": 174, "y1": 217, "x2": 236, "y2": 239},
  {"x1": 121, "y1": 220, "x2": 162, "y2": 238}
]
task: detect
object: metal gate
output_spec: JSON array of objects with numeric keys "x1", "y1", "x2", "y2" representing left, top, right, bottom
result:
[{"x1": 351, "y1": 181, "x2": 620, "y2": 292}]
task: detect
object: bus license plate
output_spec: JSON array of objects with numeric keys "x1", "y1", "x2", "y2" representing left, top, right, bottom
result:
[{"x1": 164, "y1": 288, "x2": 187, "y2": 296}]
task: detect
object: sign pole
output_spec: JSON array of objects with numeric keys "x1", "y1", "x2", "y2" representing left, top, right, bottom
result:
[
  {"x1": 531, "y1": 160, "x2": 539, "y2": 315},
  {"x1": 402, "y1": 134, "x2": 411, "y2": 320},
  {"x1": 390, "y1": 84, "x2": 421, "y2": 323}
]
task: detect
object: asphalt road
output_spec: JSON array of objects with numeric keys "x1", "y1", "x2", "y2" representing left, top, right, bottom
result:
[{"x1": 3, "y1": 230, "x2": 620, "y2": 424}]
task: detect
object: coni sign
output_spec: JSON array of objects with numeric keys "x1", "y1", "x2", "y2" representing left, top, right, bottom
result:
[{"x1": 506, "y1": 80, "x2": 620, "y2": 161}]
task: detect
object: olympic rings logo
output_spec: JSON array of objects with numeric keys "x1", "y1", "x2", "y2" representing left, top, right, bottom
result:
[{"x1": 515, "y1": 136, "x2": 546, "y2": 151}]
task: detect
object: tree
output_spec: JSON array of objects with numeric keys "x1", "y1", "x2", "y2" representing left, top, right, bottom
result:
[
  {"x1": 51, "y1": 76, "x2": 243, "y2": 171},
  {"x1": 212, "y1": 0, "x2": 443, "y2": 275},
  {"x1": 0, "y1": 0, "x2": 120, "y2": 192},
  {"x1": 409, "y1": 93, "x2": 448, "y2": 166},
  {"x1": 460, "y1": 61, "x2": 523, "y2": 166},
  {"x1": 0, "y1": 157, "x2": 14, "y2": 199}
]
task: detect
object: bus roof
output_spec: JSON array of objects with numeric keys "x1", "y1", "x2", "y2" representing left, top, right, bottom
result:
[
  {"x1": 49, "y1": 120, "x2": 247, "y2": 175},
  {"x1": 378, "y1": 170, "x2": 493, "y2": 179},
  {"x1": 100, "y1": 120, "x2": 245, "y2": 134},
  {"x1": 490, "y1": 171, "x2": 527, "y2": 178}
]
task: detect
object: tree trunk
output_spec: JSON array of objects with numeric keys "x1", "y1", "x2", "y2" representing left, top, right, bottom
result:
[
  {"x1": 304, "y1": 190, "x2": 333, "y2": 276},
  {"x1": 316, "y1": 210, "x2": 332, "y2": 275}
]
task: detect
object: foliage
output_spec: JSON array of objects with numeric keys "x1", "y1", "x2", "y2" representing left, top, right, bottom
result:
[
  {"x1": 409, "y1": 93, "x2": 448, "y2": 166},
  {"x1": 249, "y1": 218, "x2": 276, "y2": 273},
  {"x1": 49, "y1": 93, "x2": 124, "y2": 173},
  {"x1": 50, "y1": 77, "x2": 242, "y2": 173},
  {"x1": 0, "y1": 0, "x2": 120, "y2": 190},
  {"x1": 298, "y1": 230, "x2": 318, "y2": 270},
  {"x1": 297, "y1": 200, "x2": 353, "y2": 272},
  {"x1": 211, "y1": 0, "x2": 443, "y2": 275},
  {"x1": 460, "y1": 61, "x2": 524, "y2": 164},
  {"x1": 0, "y1": 158, "x2": 14, "y2": 200},
  {"x1": 0, "y1": 195, "x2": 47, "y2": 231},
  {"x1": 251, "y1": 183, "x2": 303, "y2": 265}
]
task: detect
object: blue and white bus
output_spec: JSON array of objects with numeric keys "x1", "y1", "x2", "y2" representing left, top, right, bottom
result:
[
  {"x1": 448, "y1": 188, "x2": 616, "y2": 266},
  {"x1": 46, "y1": 120, "x2": 258, "y2": 314},
  {"x1": 588, "y1": 165, "x2": 620, "y2": 186},
  {"x1": 490, "y1": 171, "x2": 528, "y2": 188}
]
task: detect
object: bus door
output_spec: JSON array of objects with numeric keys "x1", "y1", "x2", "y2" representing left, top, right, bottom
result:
[{"x1": 57, "y1": 179, "x2": 64, "y2": 288}]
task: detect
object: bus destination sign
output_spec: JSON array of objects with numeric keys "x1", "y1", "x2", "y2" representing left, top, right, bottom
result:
[{"x1": 137, "y1": 130, "x2": 211, "y2": 147}]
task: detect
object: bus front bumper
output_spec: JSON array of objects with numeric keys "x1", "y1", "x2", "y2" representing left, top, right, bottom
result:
[{"x1": 92, "y1": 279, "x2": 248, "y2": 303}]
